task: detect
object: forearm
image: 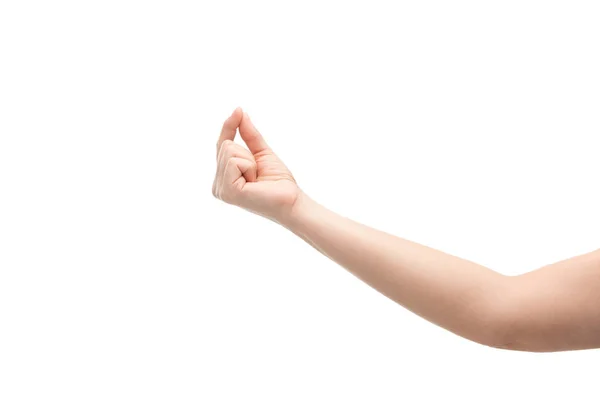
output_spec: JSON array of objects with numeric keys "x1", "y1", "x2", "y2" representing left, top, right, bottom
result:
[{"x1": 282, "y1": 192, "x2": 511, "y2": 347}]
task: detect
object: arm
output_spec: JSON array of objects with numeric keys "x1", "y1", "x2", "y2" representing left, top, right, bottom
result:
[
  {"x1": 212, "y1": 108, "x2": 600, "y2": 352},
  {"x1": 284, "y1": 193, "x2": 600, "y2": 352}
]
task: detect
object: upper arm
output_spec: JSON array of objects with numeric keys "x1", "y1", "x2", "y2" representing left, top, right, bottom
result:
[{"x1": 494, "y1": 249, "x2": 600, "y2": 352}]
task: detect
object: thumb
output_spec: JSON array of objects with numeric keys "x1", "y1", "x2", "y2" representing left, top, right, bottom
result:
[{"x1": 239, "y1": 112, "x2": 270, "y2": 155}]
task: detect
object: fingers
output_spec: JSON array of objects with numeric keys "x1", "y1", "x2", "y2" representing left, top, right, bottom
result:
[
  {"x1": 239, "y1": 112, "x2": 270, "y2": 155},
  {"x1": 217, "y1": 140, "x2": 254, "y2": 165},
  {"x1": 216, "y1": 140, "x2": 255, "y2": 184},
  {"x1": 225, "y1": 157, "x2": 257, "y2": 188},
  {"x1": 213, "y1": 140, "x2": 258, "y2": 201},
  {"x1": 216, "y1": 107, "x2": 243, "y2": 159},
  {"x1": 215, "y1": 157, "x2": 257, "y2": 203}
]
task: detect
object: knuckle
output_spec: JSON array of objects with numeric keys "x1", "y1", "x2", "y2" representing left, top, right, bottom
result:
[
  {"x1": 218, "y1": 140, "x2": 234, "y2": 158},
  {"x1": 230, "y1": 157, "x2": 241, "y2": 167},
  {"x1": 217, "y1": 138, "x2": 231, "y2": 150}
]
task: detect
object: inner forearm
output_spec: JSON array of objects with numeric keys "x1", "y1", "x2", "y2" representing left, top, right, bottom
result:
[{"x1": 282, "y1": 192, "x2": 510, "y2": 346}]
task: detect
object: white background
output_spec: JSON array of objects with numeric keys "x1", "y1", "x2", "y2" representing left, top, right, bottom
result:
[{"x1": 1, "y1": 1, "x2": 599, "y2": 399}]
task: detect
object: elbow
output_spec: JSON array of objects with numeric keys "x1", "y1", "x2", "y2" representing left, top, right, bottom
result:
[
  {"x1": 476, "y1": 309, "x2": 522, "y2": 351},
  {"x1": 479, "y1": 318, "x2": 566, "y2": 353},
  {"x1": 470, "y1": 321, "x2": 523, "y2": 352},
  {"x1": 482, "y1": 326, "x2": 545, "y2": 352},
  {"x1": 481, "y1": 334, "x2": 527, "y2": 352},
  {"x1": 454, "y1": 276, "x2": 580, "y2": 352},
  {"x1": 464, "y1": 283, "x2": 533, "y2": 352},
  {"x1": 469, "y1": 293, "x2": 545, "y2": 352}
]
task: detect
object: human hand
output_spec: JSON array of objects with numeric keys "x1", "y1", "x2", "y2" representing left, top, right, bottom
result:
[{"x1": 212, "y1": 108, "x2": 301, "y2": 223}]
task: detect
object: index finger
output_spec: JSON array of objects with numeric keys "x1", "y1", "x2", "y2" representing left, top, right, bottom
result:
[{"x1": 216, "y1": 107, "x2": 243, "y2": 158}]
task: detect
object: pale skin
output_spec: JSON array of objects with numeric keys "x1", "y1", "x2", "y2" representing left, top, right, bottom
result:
[{"x1": 212, "y1": 107, "x2": 600, "y2": 352}]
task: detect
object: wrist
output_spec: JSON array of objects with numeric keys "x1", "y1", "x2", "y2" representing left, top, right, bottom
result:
[{"x1": 278, "y1": 190, "x2": 313, "y2": 230}]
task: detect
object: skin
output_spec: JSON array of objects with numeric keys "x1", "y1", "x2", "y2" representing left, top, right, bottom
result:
[{"x1": 212, "y1": 107, "x2": 600, "y2": 352}]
